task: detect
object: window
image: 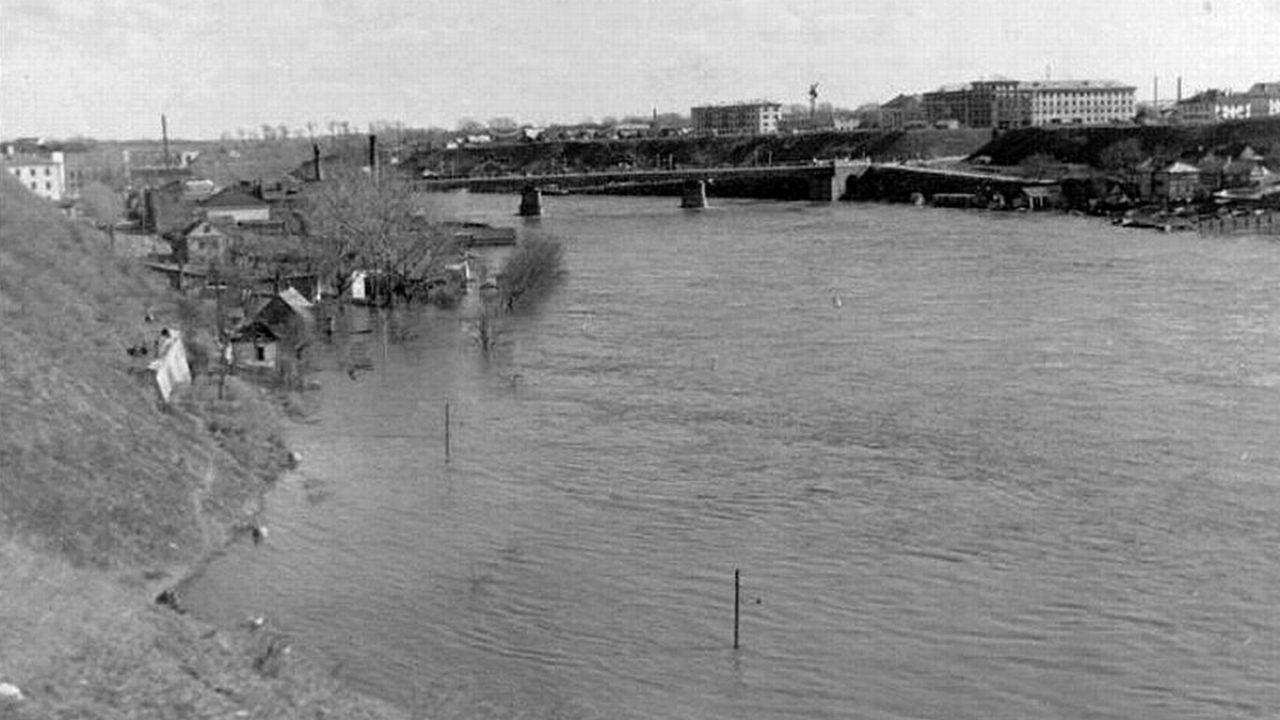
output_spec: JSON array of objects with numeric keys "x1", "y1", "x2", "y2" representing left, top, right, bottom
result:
[
  {"x1": 45, "y1": 182, "x2": 52, "y2": 190},
  {"x1": 255, "y1": 345, "x2": 267, "y2": 362}
]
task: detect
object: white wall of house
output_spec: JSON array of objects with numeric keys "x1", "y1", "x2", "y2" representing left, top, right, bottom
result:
[
  {"x1": 5, "y1": 151, "x2": 66, "y2": 201},
  {"x1": 206, "y1": 206, "x2": 271, "y2": 223}
]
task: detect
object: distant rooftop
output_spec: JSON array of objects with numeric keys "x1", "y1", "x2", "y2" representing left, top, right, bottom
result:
[
  {"x1": 2, "y1": 152, "x2": 62, "y2": 166},
  {"x1": 930, "y1": 79, "x2": 1136, "y2": 93},
  {"x1": 1018, "y1": 79, "x2": 1135, "y2": 90},
  {"x1": 692, "y1": 100, "x2": 782, "y2": 109}
]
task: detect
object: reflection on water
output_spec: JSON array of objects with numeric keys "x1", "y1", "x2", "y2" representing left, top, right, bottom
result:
[{"x1": 186, "y1": 195, "x2": 1280, "y2": 719}]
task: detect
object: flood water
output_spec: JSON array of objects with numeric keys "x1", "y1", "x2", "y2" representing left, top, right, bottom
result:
[{"x1": 185, "y1": 195, "x2": 1280, "y2": 719}]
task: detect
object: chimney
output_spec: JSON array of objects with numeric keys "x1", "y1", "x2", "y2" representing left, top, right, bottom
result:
[
  {"x1": 1177, "y1": 76, "x2": 1182, "y2": 103},
  {"x1": 161, "y1": 114, "x2": 171, "y2": 168},
  {"x1": 368, "y1": 134, "x2": 377, "y2": 173},
  {"x1": 312, "y1": 143, "x2": 322, "y2": 181}
]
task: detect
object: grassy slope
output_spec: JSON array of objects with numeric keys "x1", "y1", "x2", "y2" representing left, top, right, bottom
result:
[{"x1": 0, "y1": 174, "x2": 406, "y2": 718}]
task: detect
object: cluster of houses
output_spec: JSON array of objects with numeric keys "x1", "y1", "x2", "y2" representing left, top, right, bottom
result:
[
  {"x1": 444, "y1": 121, "x2": 688, "y2": 149},
  {"x1": 1097, "y1": 145, "x2": 1279, "y2": 208}
]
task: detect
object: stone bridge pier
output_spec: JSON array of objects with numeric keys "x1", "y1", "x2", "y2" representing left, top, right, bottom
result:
[{"x1": 807, "y1": 161, "x2": 869, "y2": 201}]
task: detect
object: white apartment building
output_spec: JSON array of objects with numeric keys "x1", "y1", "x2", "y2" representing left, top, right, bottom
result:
[
  {"x1": 1023, "y1": 80, "x2": 1136, "y2": 126},
  {"x1": 4, "y1": 151, "x2": 67, "y2": 201},
  {"x1": 1177, "y1": 82, "x2": 1280, "y2": 124},
  {"x1": 691, "y1": 101, "x2": 783, "y2": 135}
]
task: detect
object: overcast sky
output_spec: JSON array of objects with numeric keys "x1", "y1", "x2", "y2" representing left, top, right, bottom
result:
[{"x1": 1, "y1": 0, "x2": 1277, "y2": 140}]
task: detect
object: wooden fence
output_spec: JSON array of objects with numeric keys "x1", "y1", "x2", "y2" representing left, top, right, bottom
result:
[{"x1": 1197, "y1": 210, "x2": 1280, "y2": 236}]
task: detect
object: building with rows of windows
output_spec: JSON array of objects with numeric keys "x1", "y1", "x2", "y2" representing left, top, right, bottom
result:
[
  {"x1": 690, "y1": 101, "x2": 783, "y2": 135},
  {"x1": 3, "y1": 150, "x2": 67, "y2": 201},
  {"x1": 922, "y1": 79, "x2": 1136, "y2": 129},
  {"x1": 1176, "y1": 82, "x2": 1280, "y2": 124}
]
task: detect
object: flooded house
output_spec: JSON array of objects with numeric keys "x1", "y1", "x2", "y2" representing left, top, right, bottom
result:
[{"x1": 229, "y1": 287, "x2": 315, "y2": 380}]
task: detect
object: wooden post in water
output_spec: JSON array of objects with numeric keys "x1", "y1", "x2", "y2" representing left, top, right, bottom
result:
[
  {"x1": 444, "y1": 401, "x2": 451, "y2": 463},
  {"x1": 681, "y1": 179, "x2": 708, "y2": 209},
  {"x1": 733, "y1": 568, "x2": 741, "y2": 650}
]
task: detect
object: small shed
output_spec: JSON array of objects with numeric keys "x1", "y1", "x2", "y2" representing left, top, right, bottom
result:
[
  {"x1": 229, "y1": 287, "x2": 315, "y2": 372},
  {"x1": 229, "y1": 321, "x2": 280, "y2": 369}
]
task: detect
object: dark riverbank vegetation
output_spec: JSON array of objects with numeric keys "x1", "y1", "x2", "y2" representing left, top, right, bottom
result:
[{"x1": 0, "y1": 175, "x2": 409, "y2": 718}]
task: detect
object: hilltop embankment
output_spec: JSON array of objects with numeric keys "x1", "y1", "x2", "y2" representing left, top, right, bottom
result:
[
  {"x1": 407, "y1": 128, "x2": 994, "y2": 177},
  {"x1": 969, "y1": 115, "x2": 1280, "y2": 167},
  {"x1": 0, "y1": 174, "x2": 406, "y2": 719},
  {"x1": 405, "y1": 118, "x2": 1280, "y2": 189}
]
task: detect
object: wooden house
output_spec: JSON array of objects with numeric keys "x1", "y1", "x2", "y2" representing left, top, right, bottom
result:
[
  {"x1": 184, "y1": 220, "x2": 230, "y2": 261},
  {"x1": 229, "y1": 287, "x2": 315, "y2": 373},
  {"x1": 1152, "y1": 161, "x2": 1202, "y2": 202}
]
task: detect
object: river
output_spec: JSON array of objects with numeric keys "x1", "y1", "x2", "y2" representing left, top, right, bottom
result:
[{"x1": 185, "y1": 194, "x2": 1280, "y2": 719}]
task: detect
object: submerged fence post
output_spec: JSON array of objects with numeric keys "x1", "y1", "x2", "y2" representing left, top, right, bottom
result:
[{"x1": 734, "y1": 568, "x2": 741, "y2": 650}]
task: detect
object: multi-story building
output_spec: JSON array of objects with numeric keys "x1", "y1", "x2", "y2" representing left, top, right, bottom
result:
[
  {"x1": 3, "y1": 150, "x2": 67, "y2": 201},
  {"x1": 691, "y1": 101, "x2": 783, "y2": 135},
  {"x1": 923, "y1": 79, "x2": 1135, "y2": 129},
  {"x1": 1022, "y1": 80, "x2": 1136, "y2": 126},
  {"x1": 1176, "y1": 81, "x2": 1280, "y2": 123}
]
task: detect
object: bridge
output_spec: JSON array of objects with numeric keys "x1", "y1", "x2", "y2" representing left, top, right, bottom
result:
[{"x1": 414, "y1": 160, "x2": 1052, "y2": 206}]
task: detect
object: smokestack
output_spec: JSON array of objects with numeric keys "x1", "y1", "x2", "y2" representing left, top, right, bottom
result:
[
  {"x1": 161, "y1": 114, "x2": 171, "y2": 168},
  {"x1": 368, "y1": 134, "x2": 377, "y2": 173},
  {"x1": 1153, "y1": 75, "x2": 1159, "y2": 106},
  {"x1": 312, "y1": 143, "x2": 322, "y2": 182},
  {"x1": 1177, "y1": 76, "x2": 1183, "y2": 103}
]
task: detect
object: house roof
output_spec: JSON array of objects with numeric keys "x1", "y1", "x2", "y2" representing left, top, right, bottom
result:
[
  {"x1": 248, "y1": 288, "x2": 315, "y2": 336},
  {"x1": 1247, "y1": 81, "x2": 1280, "y2": 96},
  {"x1": 881, "y1": 94, "x2": 922, "y2": 109},
  {"x1": 1237, "y1": 146, "x2": 1262, "y2": 161},
  {"x1": 278, "y1": 286, "x2": 313, "y2": 314},
  {"x1": 231, "y1": 320, "x2": 278, "y2": 343},
  {"x1": 2, "y1": 153, "x2": 61, "y2": 167},
  {"x1": 185, "y1": 221, "x2": 227, "y2": 238},
  {"x1": 1162, "y1": 161, "x2": 1201, "y2": 174},
  {"x1": 1019, "y1": 79, "x2": 1134, "y2": 91},
  {"x1": 200, "y1": 186, "x2": 267, "y2": 208}
]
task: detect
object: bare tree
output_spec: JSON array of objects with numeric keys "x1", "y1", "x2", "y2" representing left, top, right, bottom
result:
[
  {"x1": 305, "y1": 168, "x2": 462, "y2": 304},
  {"x1": 487, "y1": 117, "x2": 518, "y2": 132}
]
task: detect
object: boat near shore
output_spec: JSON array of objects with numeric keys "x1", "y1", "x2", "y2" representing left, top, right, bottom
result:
[
  {"x1": 1113, "y1": 209, "x2": 1195, "y2": 232},
  {"x1": 443, "y1": 221, "x2": 517, "y2": 246}
]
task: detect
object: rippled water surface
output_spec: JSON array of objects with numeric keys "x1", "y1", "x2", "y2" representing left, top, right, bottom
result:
[{"x1": 186, "y1": 195, "x2": 1280, "y2": 719}]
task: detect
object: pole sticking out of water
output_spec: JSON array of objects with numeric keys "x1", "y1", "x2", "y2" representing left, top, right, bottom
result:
[
  {"x1": 734, "y1": 568, "x2": 741, "y2": 650},
  {"x1": 445, "y1": 401, "x2": 452, "y2": 463}
]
